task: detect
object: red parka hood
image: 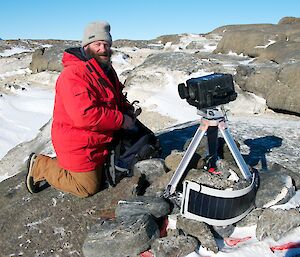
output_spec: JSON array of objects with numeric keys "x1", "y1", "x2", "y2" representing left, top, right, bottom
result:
[{"x1": 61, "y1": 47, "x2": 88, "y2": 68}]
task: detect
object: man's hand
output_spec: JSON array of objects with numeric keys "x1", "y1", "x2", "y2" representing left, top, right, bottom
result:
[{"x1": 121, "y1": 114, "x2": 135, "y2": 129}]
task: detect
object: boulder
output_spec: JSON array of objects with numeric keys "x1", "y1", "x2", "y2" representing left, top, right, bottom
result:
[
  {"x1": 151, "y1": 235, "x2": 198, "y2": 257},
  {"x1": 235, "y1": 62, "x2": 300, "y2": 114},
  {"x1": 255, "y1": 171, "x2": 295, "y2": 208},
  {"x1": 115, "y1": 196, "x2": 170, "y2": 219},
  {"x1": 177, "y1": 216, "x2": 218, "y2": 253},
  {"x1": 82, "y1": 214, "x2": 159, "y2": 257},
  {"x1": 256, "y1": 208, "x2": 300, "y2": 241},
  {"x1": 236, "y1": 208, "x2": 263, "y2": 227},
  {"x1": 29, "y1": 40, "x2": 79, "y2": 73},
  {"x1": 133, "y1": 158, "x2": 167, "y2": 183}
]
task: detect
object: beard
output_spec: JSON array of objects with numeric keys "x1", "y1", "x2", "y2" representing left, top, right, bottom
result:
[{"x1": 85, "y1": 46, "x2": 112, "y2": 69}]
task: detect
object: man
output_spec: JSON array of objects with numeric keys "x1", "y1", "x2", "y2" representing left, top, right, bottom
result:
[{"x1": 26, "y1": 21, "x2": 136, "y2": 197}]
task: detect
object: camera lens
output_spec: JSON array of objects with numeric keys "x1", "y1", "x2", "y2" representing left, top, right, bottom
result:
[
  {"x1": 188, "y1": 85, "x2": 197, "y2": 100},
  {"x1": 178, "y1": 83, "x2": 188, "y2": 99}
]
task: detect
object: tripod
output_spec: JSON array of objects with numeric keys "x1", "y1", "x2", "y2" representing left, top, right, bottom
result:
[{"x1": 164, "y1": 107, "x2": 252, "y2": 197}]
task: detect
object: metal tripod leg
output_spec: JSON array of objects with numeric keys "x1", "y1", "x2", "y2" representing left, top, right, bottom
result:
[
  {"x1": 218, "y1": 121, "x2": 252, "y2": 180},
  {"x1": 164, "y1": 122, "x2": 208, "y2": 197}
]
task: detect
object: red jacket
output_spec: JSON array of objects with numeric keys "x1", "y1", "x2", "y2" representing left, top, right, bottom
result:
[{"x1": 51, "y1": 48, "x2": 129, "y2": 172}]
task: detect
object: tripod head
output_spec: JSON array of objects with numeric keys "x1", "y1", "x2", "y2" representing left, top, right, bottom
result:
[{"x1": 197, "y1": 106, "x2": 228, "y2": 122}]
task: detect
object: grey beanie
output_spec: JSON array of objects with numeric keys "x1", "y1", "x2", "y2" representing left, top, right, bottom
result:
[{"x1": 82, "y1": 21, "x2": 112, "y2": 47}]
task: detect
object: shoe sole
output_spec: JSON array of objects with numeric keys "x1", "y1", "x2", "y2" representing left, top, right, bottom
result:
[{"x1": 26, "y1": 153, "x2": 37, "y2": 194}]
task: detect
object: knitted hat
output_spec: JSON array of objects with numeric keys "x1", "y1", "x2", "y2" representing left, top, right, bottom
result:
[{"x1": 82, "y1": 21, "x2": 112, "y2": 47}]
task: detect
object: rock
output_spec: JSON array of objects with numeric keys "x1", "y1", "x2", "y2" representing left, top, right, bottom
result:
[
  {"x1": 155, "y1": 34, "x2": 182, "y2": 45},
  {"x1": 278, "y1": 16, "x2": 300, "y2": 25},
  {"x1": 256, "y1": 208, "x2": 300, "y2": 241},
  {"x1": 151, "y1": 235, "x2": 198, "y2": 257},
  {"x1": 236, "y1": 208, "x2": 263, "y2": 227},
  {"x1": 270, "y1": 163, "x2": 300, "y2": 190},
  {"x1": 136, "y1": 52, "x2": 204, "y2": 74},
  {"x1": 113, "y1": 39, "x2": 164, "y2": 49},
  {"x1": 235, "y1": 62, "x2": 300, "y2": 114},
  {"x1": 0, "y1": 170, "x2": 143, "y2": 256},
  {"x1": 29, "y1": 40, "x2": 79, "y2": 73},
  {"x1": 144, "y1": 170, "x2": 174, "y2": 197},
  {"x1": 211, "y1": 225, "x2": 235, "y2": 238},
  {"x1": 184, "y1": 136, "x2": 240, "y2": 165},
  {"x1": 115, "y1": 196, "x2": 170, "y2": 219},
  {"x1": 164, "y1": 150, "x2": 185, "y2": 171},
  {"x1": 212, "y1": 20, "x2": 300, "y2": 115},
  {"x1": 255, "y1": 171, "x2": 295, "y2": 208},
  {"x1": 185, "y1": 169, "x2": 240, "y2": 190},
  {"x1": 82, "y1": 214, "x2": 160, "y2": 257},
  {"x1": 164, "y1": 150, "x2": 201, "y2": 171},
  {"x1": 177, "y1": 216, "x2": 218, "y2": 253},
  {"x1": 213, "y1": 22, "x2": 300, "y2": 63},
  {"x1": 133, "y1": 158, "x2": 167, "y2": 183},
  {"x1": 29, "y1": 48, "x2": 49, "y2": 73}
]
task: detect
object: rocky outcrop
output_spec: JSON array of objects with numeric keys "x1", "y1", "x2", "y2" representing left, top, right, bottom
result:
[
  {"x1": 234, "y1": 62, "x2": 300, "y2": 114},
  {"x1": 211, "y1": 17, "x2": 300, "y2": 114},
  {"x1": 151, "y1": 235, "x2": 198, "y2": 257},
  {"x1": 0, "y1": 170, "x2": 147, "y2": 256},
  {"x1": 83, "y1": 213, "x2": 160, "y2": 257},
  {"x1": 29, "y1": 40, "x2": 79, "y2": 73},
  {"x1": 213, "y1": 18, "x2": 300, "y2": 63},
  {"x1": 1, "y1": 120, "x2": 300, "y2": 256},
  {"x1": 256, "y1": 208, "x2": 300, "y2": 241},
  {"x1": 21, "y1": 16, "x2": 300, "y2": 115}
]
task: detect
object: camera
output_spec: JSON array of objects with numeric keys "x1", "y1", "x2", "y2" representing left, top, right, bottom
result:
[{"x1": 178, "y1": 73, "x2": 237, "y2": 109}]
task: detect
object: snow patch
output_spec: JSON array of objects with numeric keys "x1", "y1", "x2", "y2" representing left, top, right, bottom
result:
[
  {"x1": 0, "y1": 47, "x2": 32, "y2": 57},
  {"x1": 255, "y1": 40, "x2": 276, "y2": 49}
]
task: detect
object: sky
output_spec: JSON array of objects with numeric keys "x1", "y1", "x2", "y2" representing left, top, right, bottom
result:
[{"x1": 1, "y1": 0, "x2": 300, "y2": 41}]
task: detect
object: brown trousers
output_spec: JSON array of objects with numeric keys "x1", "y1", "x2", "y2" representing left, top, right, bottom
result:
[{"x1": 32, "y1": 155, "x2": 102, "y2": 197}]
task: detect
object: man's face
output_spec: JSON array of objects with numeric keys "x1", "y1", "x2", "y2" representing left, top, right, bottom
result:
[{"x1": 84, "y1": 40, "x2": 112, "y2": 66}]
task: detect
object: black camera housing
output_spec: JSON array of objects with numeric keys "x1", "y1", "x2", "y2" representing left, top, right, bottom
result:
[{"x1": 178, "y1": 73, "x2": 237, "y2": 110}]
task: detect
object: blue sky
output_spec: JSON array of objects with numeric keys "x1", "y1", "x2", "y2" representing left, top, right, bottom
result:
[{"x1": 1, "y1": 0, "x2": 299, "y2": 40}]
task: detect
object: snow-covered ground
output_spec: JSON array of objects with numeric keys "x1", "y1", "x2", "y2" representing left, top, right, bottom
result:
[
  {"x1": 0, "y1": 85, "x2": 53, "y2": 156},
  {"x1": 1, "y1": 41, "x2": 300, "y2": 257}
]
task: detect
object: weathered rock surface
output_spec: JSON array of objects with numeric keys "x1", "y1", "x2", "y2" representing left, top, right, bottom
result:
[
  {"x1": 82, "y1": 214, "x2": 159, "y2": 257},
  {"x1": 177, "y1": 216, "x2": 218, "y2": 253},
  {"x1": 115, "y1": 196, "x2": 170, "y2": 219},
  {"x1": 0, "y1": 171, "x2": 143, "y2": 256},
  {"x1": 211, "y1": 17, "x2": 300, "y2": 114},
  {"x1": 256, "y1": 208, "x2": 300, "y2": 241},
  {"x1": 29, "y1": 40, "x2": 79, "y2": 73},
  {"x1": 271, "y1": 163, "x2": 300, "y2": 190},
  {"x1": 255, "y1": 171, "x2": 295, "y2": 208},
  {"x1": 236, "y1": 208, "x2": 263, "y2": 227},
  {"x1": 213, "y1": 19, "x2": 300, "y2": 63},
  {"x1": 151, "y1": 234, "x2": 198, "y2": 257},
  {"x1": 234, "y1": 62, "x2": 300, "y2": 114},
  {"x1": 133, "y1": 158, "x2": 167, "y2": 183}
]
